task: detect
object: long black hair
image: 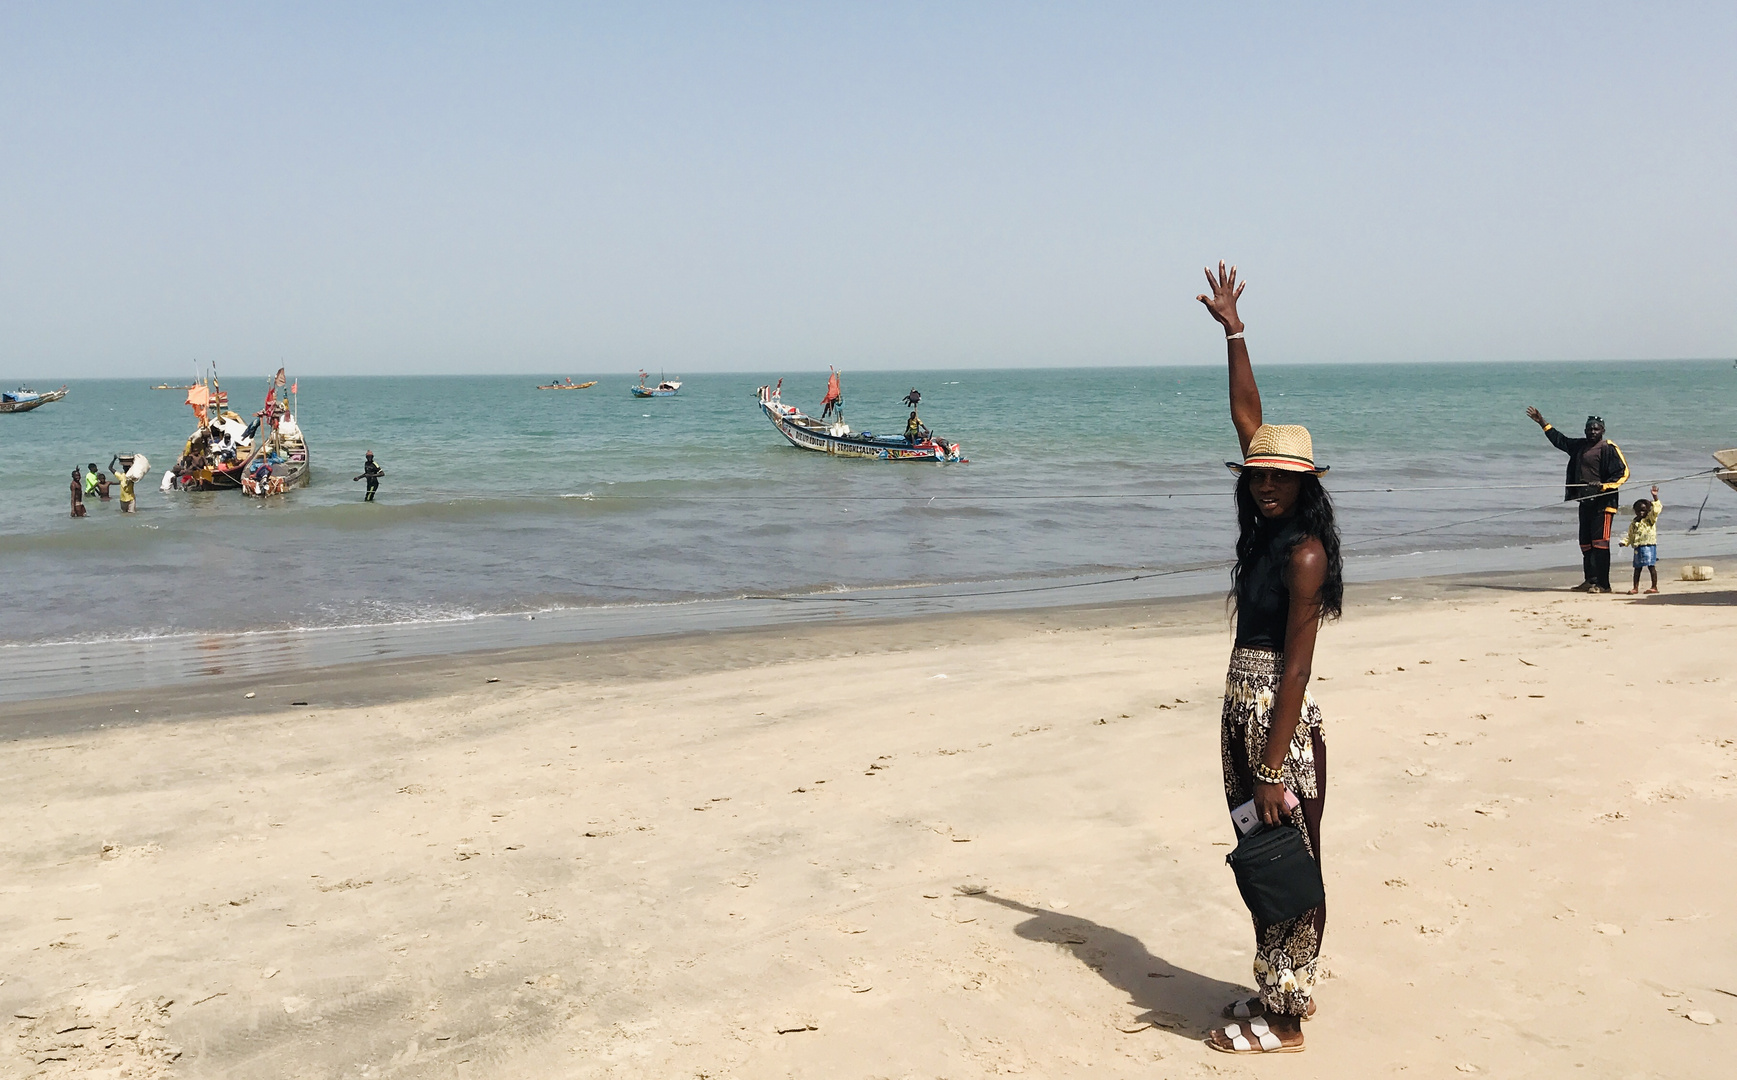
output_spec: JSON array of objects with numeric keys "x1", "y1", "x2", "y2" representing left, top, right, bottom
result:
[{"x1": 1230, "y1": 470, "x2": 1344, "y2": 622}]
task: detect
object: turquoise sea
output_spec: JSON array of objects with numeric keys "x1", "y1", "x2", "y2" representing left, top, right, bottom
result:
[{"x1": 1, "y1": 361, "x2": 1734, "y2": 688}]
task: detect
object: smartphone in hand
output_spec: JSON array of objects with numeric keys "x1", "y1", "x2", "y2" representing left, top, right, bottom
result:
[{"x1": 1231, "y1": 789, "x2": 1301, "y2": 836}]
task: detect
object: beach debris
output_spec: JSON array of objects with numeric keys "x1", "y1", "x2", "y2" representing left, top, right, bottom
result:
[
  {"x1": 773, "y1": 1018, "x2": 817, "y2": 1034},
  {"x1": 1385, "y1": 878, "x2": 1408, "y2": 887},
  {"x1": 930, "y1": 673, "x2": 948, "y2": 679},
  {"x1": 1682, "y1": 565, "x2": 1715, "y2": 581},
  {"x1": 849, "y1": 983, "x2": 872, "y2": 993},
  {"x1": 837, "y1": 923, "x2": 868, "y2": 934},
  {"x1": 922, "y1": 892, "x2": 941, "y2": 899},
  {"x1": 1595, "y1": 923, "x2": 1624, "y2": 936},
  {"x1": 244, "y1": 692, "x2": 256, "y2": 699},
  {"x1": 1116, "y1": 1020, "x2": 1154, "y2": 1033},
  {"x1": 1405, "y1": 766, "x2": 1428, "y2": 777},
  {"x1": 1455, "y1": 1066, "x2": 1478, "y2": 1074},
  {"x1": 1388, "y1": 595, "x2": 1404, "y2": 601},
  {"x1": 957, "y1": 883, "x2": 987, "y2": 896},
  {"x1": 261, "y1": 968, "x2": 279, "y2": 979},
  {"x1": 1518, "y1": 658, "x2": 1536, "y2": 667},
  {"x1": 1686, "y1": 1011, "x2": 1719, "y2": 1025},
  {"x1": 290, "y1": 700, "x2": 308, "y2": 706},
  {"x1": 1049, "y1": 899, "x2": 1069, "y2": 910}
]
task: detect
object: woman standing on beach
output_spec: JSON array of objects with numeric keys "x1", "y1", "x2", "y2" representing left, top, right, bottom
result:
[{"x1": 1197, "y1": 263, "x2": 1343, "y2": 1055}]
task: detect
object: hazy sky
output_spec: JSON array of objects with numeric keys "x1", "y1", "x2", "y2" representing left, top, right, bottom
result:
[{"x1": 2, "y1": 2, "x2": 1733, "y2": 376}]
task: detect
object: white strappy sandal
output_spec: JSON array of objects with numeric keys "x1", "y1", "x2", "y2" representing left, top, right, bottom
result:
[{"x1": 1207, "y1": 1017, "x2": 1303, "y2": 1054}]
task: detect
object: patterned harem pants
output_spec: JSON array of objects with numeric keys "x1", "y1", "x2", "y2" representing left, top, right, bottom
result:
[{"x1": 1221, "y1": 646, "x2": 1327, "y2": 1017}]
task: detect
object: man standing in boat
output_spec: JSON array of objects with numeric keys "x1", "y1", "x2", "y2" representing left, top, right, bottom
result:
[
  {"x1": 821, "y1": 368, "x2": 844, "y2": 420},
  {"x1": 357, "y1": 451, "x2": 384, "y2": 502},
  {"x1": 1525, "y1": 408, "x2": 1629, "y2": 592}
]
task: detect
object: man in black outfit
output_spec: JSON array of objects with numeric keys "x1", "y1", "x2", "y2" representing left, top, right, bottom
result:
[
  {"x1": 1525, "y1": 408, "x2": 1629, "y2": 592},
  {"x1": 359, "y1": 451, "x2": 383, "y2": 501}
]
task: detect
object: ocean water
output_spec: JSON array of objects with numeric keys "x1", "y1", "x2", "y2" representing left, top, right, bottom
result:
[{"x1": 2, "y1": 361, "x2": 1734, "y2": 657}]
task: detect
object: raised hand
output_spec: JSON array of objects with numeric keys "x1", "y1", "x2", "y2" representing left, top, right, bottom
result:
[
  {"x1": 1525, "y1": 406, "x2": 1546, "y2": 427},
  {"x1": 1196, "y1": 261, "x2": 1246, "y2": 334}
]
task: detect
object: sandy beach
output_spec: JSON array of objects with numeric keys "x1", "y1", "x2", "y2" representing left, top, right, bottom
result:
[{"x1": 4, "y1": 561, "x2": 1735, "y2": 1078}]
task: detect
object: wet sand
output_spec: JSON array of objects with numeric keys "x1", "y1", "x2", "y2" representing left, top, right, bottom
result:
[{"x1": 3, "y1": 560, "x2": 1735, "y2": 1077}]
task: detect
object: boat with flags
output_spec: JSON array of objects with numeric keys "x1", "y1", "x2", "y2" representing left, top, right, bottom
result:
[
  {"x1": 631, "y1": 371, "x2": 682, "y2": 397},
  {"x1": 166, "y1": 367, "x2": 310, "y2": 495},
  {"x1": 537, "y1": 378, "x2": 596, "y2": 390},
  {"x1": 0, "y1": 385, "x2": 68, "y2": 414},
  {"x1": 755, "y1": 374, "x2": 965, "y2": 462}
]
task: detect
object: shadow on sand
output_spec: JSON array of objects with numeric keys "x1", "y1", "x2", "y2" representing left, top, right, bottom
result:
[
  {"x1": 1636, "y1": 589, "x2": 1737, "y2": 606},
  {"x1": 965, "y1": 891, "x2": 1248, "y2": 1037}
]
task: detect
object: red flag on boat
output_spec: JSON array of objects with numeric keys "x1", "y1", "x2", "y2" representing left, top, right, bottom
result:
[
  {"x1": 273, "y1": 367, "x2": 286, "y2": 388},
  {"x1": 822, "y1": 369, "x2": 842, "y2": 409}
]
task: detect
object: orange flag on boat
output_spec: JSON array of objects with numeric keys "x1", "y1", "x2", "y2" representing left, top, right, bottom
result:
[
  {"x1": 822, "y1": 369, "x2": 842, "y2": 408},
  {"x1": 186, "y1": 383, "x2": 210, "y2": 423}
]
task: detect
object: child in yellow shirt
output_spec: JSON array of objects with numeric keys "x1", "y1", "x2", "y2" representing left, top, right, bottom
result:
[{"x1": 1618, "y1": 485, "x2": 1661, "y2": 594}]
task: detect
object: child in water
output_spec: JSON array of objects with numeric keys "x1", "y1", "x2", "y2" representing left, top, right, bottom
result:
[
  {"x1": 70, "y1": 469, "x2": 87, "y2": 518},
  {"x1": 1618, "y1": 484, "x2": 1661, "y2": 594}
]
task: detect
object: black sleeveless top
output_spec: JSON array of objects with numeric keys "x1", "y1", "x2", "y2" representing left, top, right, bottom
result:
[{"x1": 1234, "y1": 519, "x2": 1303, "y2": 651}]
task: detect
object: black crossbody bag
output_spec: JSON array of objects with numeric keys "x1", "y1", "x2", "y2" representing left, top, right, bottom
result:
[{"x1": 1225, "y1": 823, "x2": 1324, "y2": 925}]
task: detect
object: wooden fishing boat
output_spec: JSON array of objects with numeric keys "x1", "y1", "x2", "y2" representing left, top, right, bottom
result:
[
  {"x1": 631, "y1": 371, "x2": 682, "y2": 397},
  {"x1": 756, "y1": 380, "x2": 965, "y2": 462},
  {"x1": 170, "y1": 368, "x2": 308, "y2": 494},
  {"x1": 150, "y1": 383, "x2": 196, "y2": 390},
  {"x1": 537, "y1": 378, "x2": 596, "y2": 390},
  {"x1": 1715, "y1": 449, "x2": 1737, "y2": 494},
  {"x1": 0, "y1": 385, "x2": 68, "y2": 414},
  {"x1": 240, "y1": 415, "x2": 310, "y2": 497}
]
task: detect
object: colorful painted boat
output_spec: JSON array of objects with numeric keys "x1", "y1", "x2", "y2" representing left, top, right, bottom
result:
[
  {"x1": 537, "y1": 379, "x2": 596, "y2": 390},
  {"x1": 0, "y1": 385, "x2": 67, "y2": 414},
  {"x1": 631, "y1": 371, "x2": 682, "y2": 397},
  {"x1": 170, "y1": 369, "x2": 308, "y2": 494},
  {"x1": 756, "y1": 380, "x2": 965, "y2": 462}
]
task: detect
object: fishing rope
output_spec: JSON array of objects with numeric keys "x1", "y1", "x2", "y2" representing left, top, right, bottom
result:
[{"x1": 1688, "y1": 471, "x2": 1716, "y2": 533}]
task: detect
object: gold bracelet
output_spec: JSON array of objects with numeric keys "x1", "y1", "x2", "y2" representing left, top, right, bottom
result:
[{"x1": 1254, "y1": 762, "x2": 1284, "y2": 785}]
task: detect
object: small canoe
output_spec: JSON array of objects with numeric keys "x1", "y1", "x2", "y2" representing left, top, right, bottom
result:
[{"x1": 537, "y1": 379, "x2": 597, "y2": 390}]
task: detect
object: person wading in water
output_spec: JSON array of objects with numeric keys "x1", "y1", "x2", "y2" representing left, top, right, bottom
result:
[
  {"x1": 1524, "y1": 408, "x2": 1629, "y2": 592},
  {"x1": 356, "y1": 451, "x2": 384, "y2": 501},
  {"x1": 1198, "y1": 262, "x2": 1343, "y2": 1055}
]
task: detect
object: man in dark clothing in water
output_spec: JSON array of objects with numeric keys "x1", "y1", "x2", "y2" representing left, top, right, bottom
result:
[
  {"x1": 1526, "y1": 408, "x2": 1629, "y2": 592},
  {"x1": 358, "y1": 451, "x2": 383, "y2": 501}
]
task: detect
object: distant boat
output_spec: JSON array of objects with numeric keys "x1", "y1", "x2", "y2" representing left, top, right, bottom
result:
[
  {"x1": 631, "y1": 371, "x2": 682, "y2": 398},
  {"x1": 151, "y1": 383, "x2": 196, "y2": 390},
  {"x1": 0, "y1": 385, "x2": 68, "y2": 414},
  {"x1": 537, "y1": 378, "x2": 596, "y2": 390},
  {"x1": 755, "y1": 379, "x2": 965, "y2": 462}
]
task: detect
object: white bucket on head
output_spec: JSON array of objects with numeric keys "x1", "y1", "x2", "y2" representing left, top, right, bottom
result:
[{"x1": 1681, "y1": 565, "x2": 1715, "y2": 581}]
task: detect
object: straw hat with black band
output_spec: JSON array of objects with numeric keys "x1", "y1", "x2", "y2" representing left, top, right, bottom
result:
[{"x1": 1225, "y1": 424, "x2": 1330, "y2": 476}]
